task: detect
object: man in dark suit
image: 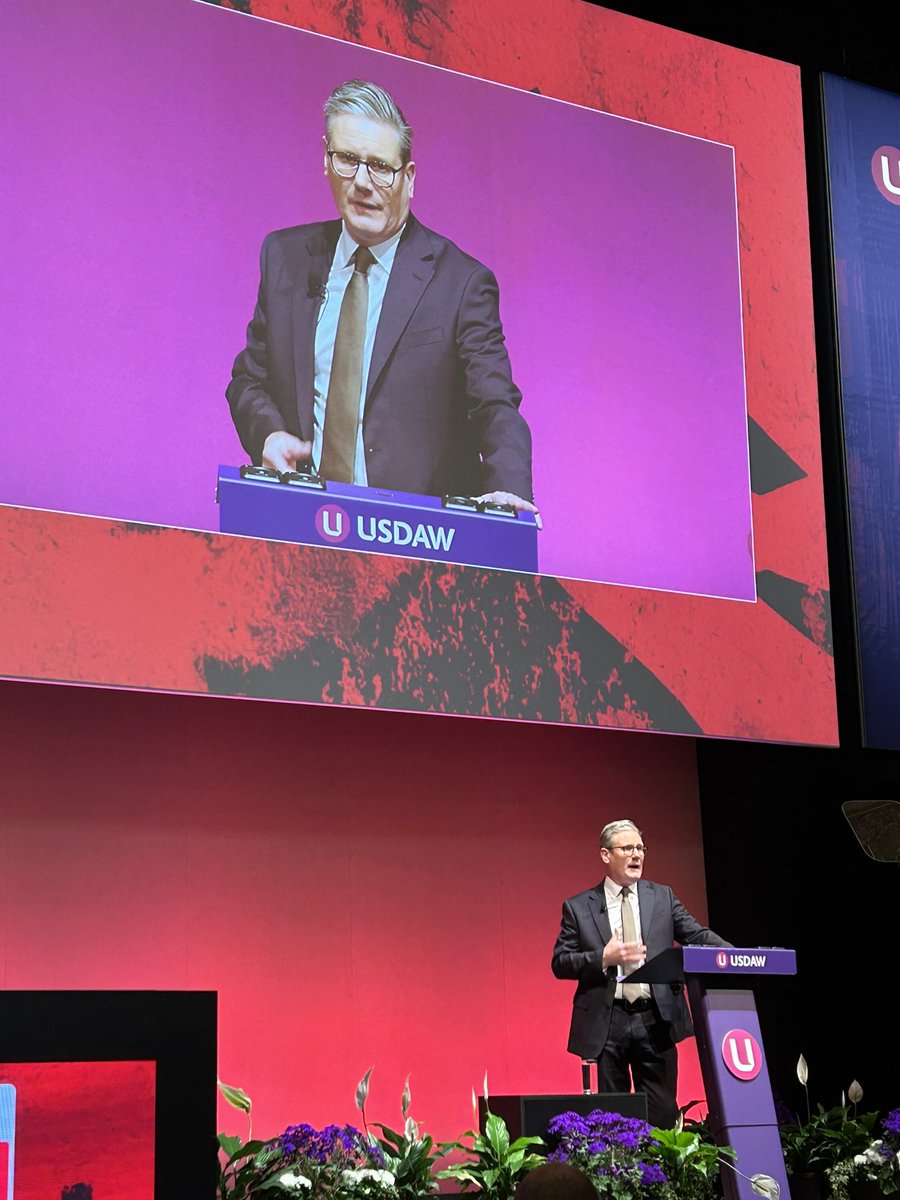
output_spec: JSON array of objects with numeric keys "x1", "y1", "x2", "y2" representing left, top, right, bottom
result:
[
  {"x1": 552, "y1": 819, "x2": 731, "y2": 1128},
  {"x1": 227, "y1": 79, "x2": 538, "y2": 521}
]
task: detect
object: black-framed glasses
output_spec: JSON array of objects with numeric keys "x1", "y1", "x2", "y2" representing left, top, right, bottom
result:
[
  {"x1": 610, "y1": 844, "x2": 647, "y2": 855},
  {"x1": 326, "y1": 149, "x2": 403, "y2": 188}
]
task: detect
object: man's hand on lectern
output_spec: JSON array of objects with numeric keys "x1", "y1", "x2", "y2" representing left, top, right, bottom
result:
[
  {"x1": 262, "y1": 431, "x2": 312, "y2": 473},
  {"x1": 474, "y1": 491, "x2": 543, "y2": 530}
]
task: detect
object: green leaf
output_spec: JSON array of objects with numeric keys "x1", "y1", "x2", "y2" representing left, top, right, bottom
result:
[
  {"x1": 218, "y1": 1079, "x2": 252, "y2": 1114},
  {"x1": 509, "y1": 1135, "x2": 544, "y2": 1152},
  {"x1": 219, "y1": 1133, "x2": 244, "y2": 1157},
  {"x1": 439, "y1": 1168, "x2": 480, "y2": 1186},
  {"x1": 484, "y1": 1112, "x2": 510, "y2": 1159},
  {"x1": 257, "y1": 1177, "x2": 294, "y2": 1193},
  {"x1": 373, "y1": 1122, "x2": 405, "y2": 1148},
  {"x1": 225, "y1": 1139, "x2": 267, "y2": 1166}
]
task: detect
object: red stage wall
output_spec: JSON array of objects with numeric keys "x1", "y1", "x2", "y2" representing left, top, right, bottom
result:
[{"x1": 0, "y1": 678, "x2": 711, "y2": 1144}]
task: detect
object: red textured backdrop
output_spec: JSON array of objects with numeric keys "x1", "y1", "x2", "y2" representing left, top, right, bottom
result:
[{"x1": 0, "y1": 678, "x2": 714, "y2": 1144}]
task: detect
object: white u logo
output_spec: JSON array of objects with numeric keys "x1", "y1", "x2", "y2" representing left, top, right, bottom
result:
[
  {"x1": 727, "y1": 1036, "x2": 756, "y2": 1072},
  {"x1": 880, "y1": 155, "x2": 900, "y2": 196},
  {"x1": 323, "y1": 509, "x2": 343, "y2": 537}
]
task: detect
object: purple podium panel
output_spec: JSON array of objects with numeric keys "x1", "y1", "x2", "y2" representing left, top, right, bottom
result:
[
  {"x1": 216, "y1": 466, "x2": 539, "y2": 573},
  {"x1": 682, "y1": 945, "x2": 797, "y2": 976},
  {"x1": 683, "y1": 947, "x2": 798, "y2": 1200},
  {"x1": 689, "y1": 987, "x2": 789, "y2": 1200}
]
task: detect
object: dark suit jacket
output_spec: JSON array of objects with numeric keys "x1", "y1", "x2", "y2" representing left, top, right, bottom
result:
[
  {"x1": 551, "y1": 878, "x2": 731, "y2": 1060},
  {"x1": 227, "y1": 214, "x2": 533, "y2": 499}
]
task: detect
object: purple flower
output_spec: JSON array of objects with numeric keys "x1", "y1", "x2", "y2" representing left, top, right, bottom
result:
[
  {"x1": 639, "y1": 1162, "x2": 668, "y2": 1185},
  {"x1": 547, "y1": 1106, "x2": 670, "y2": 1193},
  {"x1": 279, "y1": 1122, "x2": 323, "y2": 1159},
  {"x1": 275, "y1": 1121, "x2": 373, "y2": 1167},
  {"x1": 548, "y1": 1112, "x2": 590, "y2": 1138},
  {"x1": 366, "y1": 1142, "x2": 387, "y2": 1169},
  {"x1": 882, "y1": 1109, "x2": 900, "y2": 1145}
]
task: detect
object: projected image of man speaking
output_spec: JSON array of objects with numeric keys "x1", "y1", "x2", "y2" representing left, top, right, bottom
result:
[{"x1": 227, "y1": 79, "x2": 539, "y2": 526}]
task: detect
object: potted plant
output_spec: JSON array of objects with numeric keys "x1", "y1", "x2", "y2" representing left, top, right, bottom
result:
[
  {"x1": 354, "y1": 1068, "x2": 448, "y2": 1200},
  {"x1": 544, "y1": 1108, "x2": 672, "y2": 1200},
  {"x1": 827, "y1": 1109, "x2": 900, "y2": 1200},
  {"x1": 650, "y1": 1122, "x2": 734, "y2": 1200},
  {"x1": 778, "y1": 1061, "x2": 878, "y2": 1200},
  {"x1": 547, "y1": 1106, "x2": 779, "y2": 1200},
  {"x1": 217, "y1": 1079, "x2": 398, "y2": 1199},
  {"x1": 439, "y1": 1098, "x2": 545, "y2": 1200},
  {"x1": 219, "y1": 1118, "x2": 395, "y2": 1198}
]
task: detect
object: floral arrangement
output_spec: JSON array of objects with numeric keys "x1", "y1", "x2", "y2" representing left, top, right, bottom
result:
[
  {"x1": 356, "y1": 1068, "x2": 446, "y2": 1200},
  {"x1": 219, "y1": 1059, "x2": 900, "y2": 1200},
  {"x1": 546, "y1": 1108, "x2": 776, "y2": 1200},
  {"x1": 827, "y1": 1109, "x2": 900, "y2": 1200},
  {"x1": 547, "y1": 1108, "x2": 670, "y2": 1199},
  {"x1": 439, "y1": 1108, "x2": 545, "y2": 1200},
  {"x1": 778, "y1": 1059, "x2": 881, "y2": 1179},
  {"x1": 218, "y1": 1070, "x2": 456, "y2": 1200},
  {"x1": 218, "y1": 1117, "x2": 391, "y2": 1198}
]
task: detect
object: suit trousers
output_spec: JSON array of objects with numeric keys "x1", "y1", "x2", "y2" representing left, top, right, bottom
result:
[{"x1": 596, "y1": 1001, "x2": 679, "y2": 1129}]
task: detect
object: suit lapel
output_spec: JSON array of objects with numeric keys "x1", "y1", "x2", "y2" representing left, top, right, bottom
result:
[
  {"x1": 637, "y1": 880, "x2": 656, "y2": 943},
  {"x1": 588, "y1": 886, "x2": 612, "y2": 944},
  {"x1": 366, "y1": 216, "x2": 436, "y2": 402},
  {"x1": 292, "y1": 222, "x2": 339, "y2": 437}
]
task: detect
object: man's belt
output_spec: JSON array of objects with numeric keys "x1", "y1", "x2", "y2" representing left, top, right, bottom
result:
[{"x1": 613, "y1": 997, "x2": 654, "y2": 1014}]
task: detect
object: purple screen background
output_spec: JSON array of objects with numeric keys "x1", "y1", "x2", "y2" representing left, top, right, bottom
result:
[{"x1": 2, "y1": 0, "x2": 753, "y2": 599}]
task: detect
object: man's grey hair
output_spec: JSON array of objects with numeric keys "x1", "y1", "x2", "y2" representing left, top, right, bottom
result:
[
  {"x1": 600, "y1": 820, "x2": 642, "y2": 850},
  {"x1": 324, "y1": 79, "x2": 413, "y2": 164}
]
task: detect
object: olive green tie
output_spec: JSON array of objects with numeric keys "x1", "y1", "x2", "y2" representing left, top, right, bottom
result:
[
  {"x1": 619, "y1": 886, "x2": 643, "y2": 1002},
  {"x1": 320, "y1": 245, "x2": 375, "y2": 483}
]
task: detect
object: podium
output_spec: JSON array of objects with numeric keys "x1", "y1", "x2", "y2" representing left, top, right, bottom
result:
[
  {"x1": 631, "y1": 945, "x2": 796, "y2": 1200},
  {"x1": 216, "y1": 465, "x2": 539, "y2": 573}
]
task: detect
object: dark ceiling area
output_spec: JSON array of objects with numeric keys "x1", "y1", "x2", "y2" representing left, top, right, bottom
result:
[{"x1": 599, "y1": 4, "x2": 898, "y2": 94}]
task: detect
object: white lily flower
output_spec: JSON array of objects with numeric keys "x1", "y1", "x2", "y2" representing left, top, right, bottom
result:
[
  {"x1": 750, "y1": 1173, "x2": 781, "y2": 1200},
  {"x1": 342, "y1": 1168, "x2": 396, "y2": 1188},
  {"x1": 279, "y1": 1171, "x2": 313, "y2": 1190}
]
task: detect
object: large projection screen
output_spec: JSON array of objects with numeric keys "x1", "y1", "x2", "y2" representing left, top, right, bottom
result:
[
  {"x1": 0, "y1": 0, "x2": 837, "y2": 744},
  {"x1": 822, "y1": 73, "x2": 900, "y2": 750}
]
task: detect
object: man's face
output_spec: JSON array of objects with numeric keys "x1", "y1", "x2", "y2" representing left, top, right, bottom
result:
[
  {"x1": 600, "y1": 828, "x2": 646, "y2": 888},
  {"x1": 325, "y1": 114, "x2": 415, "y2": 248}
]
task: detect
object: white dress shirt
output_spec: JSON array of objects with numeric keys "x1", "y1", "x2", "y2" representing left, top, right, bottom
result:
[{"x1": 604, "y1": 877, "x2": 651, "y2": 1000}]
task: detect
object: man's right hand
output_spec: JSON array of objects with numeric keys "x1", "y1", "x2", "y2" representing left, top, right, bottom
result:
[
  {"x1": 262, "y1": 431, "x2": 313, "y2": 473},
  {"x1": 602, "y1": 931, "x2": 647, "y2": 970}
]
